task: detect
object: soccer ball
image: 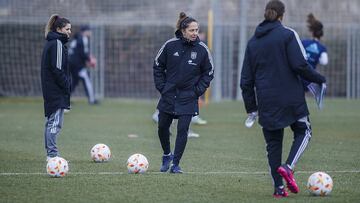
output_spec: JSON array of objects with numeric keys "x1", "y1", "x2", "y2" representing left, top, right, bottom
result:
[
  {"x1": 46, "y1": 157, "x2": 69, "y2": 177},
  {"x1": 126, "y1": 153, "x2": 149, "y2": 174},
  {"x1": 90, "y1": 143, "x2": 111, "y2": 162},
  {"x1": 307, "y1": 172, "x2": 333, "y2": 196}
]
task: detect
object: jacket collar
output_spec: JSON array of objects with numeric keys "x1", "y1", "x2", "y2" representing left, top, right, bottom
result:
[{"x1": 46, "y1": 31, "x2": 68, "y2": 44}]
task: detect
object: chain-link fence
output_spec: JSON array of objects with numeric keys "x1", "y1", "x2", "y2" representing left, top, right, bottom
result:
[{"x1": 1, "y1": 0, "x2": 359, "y2": 99}]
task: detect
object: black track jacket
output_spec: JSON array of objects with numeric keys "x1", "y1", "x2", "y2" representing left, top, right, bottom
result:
[
  {"x1": 153, "y1": 30, "x2": 214, "y2": 116},
  {"x1": 41, "y1": 31, "x2": 71, "y2": 117},
  {"x1": 68, "y1": 33, "x2": 90, "y2": 73}
]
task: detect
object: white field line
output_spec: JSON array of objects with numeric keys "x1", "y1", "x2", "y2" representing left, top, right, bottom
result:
[{"x1": 1, "y1": 170, "x2": 360, "y2": 176}]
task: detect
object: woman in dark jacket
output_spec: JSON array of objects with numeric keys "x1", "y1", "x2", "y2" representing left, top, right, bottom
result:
[
  {"x1": 153, "y1": 12, "x2": 214, "y2": 173},
  {"x1": 68, "y1": 25, "x2": 98, "y2": 105},
  {"x1": 41, "y1": 14, "x2": 71, "y2": 161},
  {"x1": 240, "y1": 0, "x2": 326, "y2": 198}
]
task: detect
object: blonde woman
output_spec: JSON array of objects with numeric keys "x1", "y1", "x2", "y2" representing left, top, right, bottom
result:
[{"x1": 41, "y1": 14, "x2": 71, "y2": 161}]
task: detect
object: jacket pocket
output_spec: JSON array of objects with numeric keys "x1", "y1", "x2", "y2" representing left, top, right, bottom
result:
[
  {"x1": 178, "y1": 90, "x2": 197, "y2": 104},
  {"x1": 161, "y1": 82, "x2": 175, "y2": 94}
]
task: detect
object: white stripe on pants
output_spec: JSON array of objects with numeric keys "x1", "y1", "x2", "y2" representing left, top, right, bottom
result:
[
  {"x1": 288, "y1": 116, "x2": 312, "y2": 169},
  {"x1": 78, "y1": 68, "x2": 95, "y2": 103},
  {"x1": 44, "y1": 109, "x2": 64, "y2": 157}
]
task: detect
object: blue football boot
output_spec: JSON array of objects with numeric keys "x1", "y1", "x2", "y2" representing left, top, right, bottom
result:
[
  {"x1": 169, "y1": 164, "x2": 183, "y2": 174},
  {"x1": 160, "y1": 153, "x2": 173, "y2": 172}
]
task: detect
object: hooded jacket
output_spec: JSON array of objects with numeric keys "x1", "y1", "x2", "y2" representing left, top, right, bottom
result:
[
  {"x1": 240, "y1": 20, "x2": 326, "y2": 130},
  {"x1": 41, "y1": 31, "x2": 71, "y2": 117},
  {"x1": 153, "y1": 30, "x2": 214, "y2": 116}
]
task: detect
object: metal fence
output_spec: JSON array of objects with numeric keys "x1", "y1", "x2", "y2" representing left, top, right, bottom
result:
[{"x1": 0, "y1": 0, "x2": 359, "y2": 99}]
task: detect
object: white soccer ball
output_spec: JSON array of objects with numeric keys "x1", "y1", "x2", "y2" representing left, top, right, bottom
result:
[
  {"x1": 307, "y1": 172, "x2": 333, "y2": 196},
  {"x1": 46, "y1": 157, "x2": 69, "y2": 177},
  {"x1": 90, "y1": 143, "x2": 111, "y2": 162},
  {"x1": 127, "y1": 153, "x2": 149, "y2": 174}
]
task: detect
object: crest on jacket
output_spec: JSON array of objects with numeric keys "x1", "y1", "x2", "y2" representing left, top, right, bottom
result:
[{"x1": 191, "y1": 52, "x2": 197, "y2": 60}]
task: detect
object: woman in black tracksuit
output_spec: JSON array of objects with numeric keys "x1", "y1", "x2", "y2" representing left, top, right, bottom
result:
[
  {"x1": 153, "y1": 12, "x2": 214, "y2": 173},
  {"x1": 68, "y1": 25, "x2": 98, "y2": 105},
  {"x1": 41, "y1": 14, "x2": 71, "y2": 160},
  {"x1": 240, "y1": 0, "x2": 326, "y2": 198}
]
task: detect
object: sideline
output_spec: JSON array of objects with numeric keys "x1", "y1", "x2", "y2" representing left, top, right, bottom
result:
[{"x1": 1, "y1": 170, "x2": 360, "y2": 176}]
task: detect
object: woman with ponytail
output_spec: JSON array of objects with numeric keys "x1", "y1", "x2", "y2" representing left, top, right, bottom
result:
[
  {"x1": 240, "y1": 0, "x2": 326, "y2": 198},
  {"x1": 301, "y1": 13, "x2": 328, "y2": 90},
  {"x1": 153, "y1": 12, "x2": 214, "y2": 173},
  {"x1": 41, "y1": 14, "x2": 71, "y2": 161}
]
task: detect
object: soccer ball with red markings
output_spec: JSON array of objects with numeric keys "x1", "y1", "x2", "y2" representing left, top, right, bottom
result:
[
  {"x1": 46, "y1": 157, "x2": 69, "y2": 177},
  {"x1": 90, "y1": 144, "x2": 111, "y2": 162},
  {"x1": 307, "y1": 172, "x2": 333, "y2": 196},
  {"x1": 127, "y1": 153, "x2": 149, "y2": 174}
]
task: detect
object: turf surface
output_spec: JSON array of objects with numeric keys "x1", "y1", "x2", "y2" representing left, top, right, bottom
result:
[{"x1": 0, "y1": 98, "x2": 359, "y2": 202}]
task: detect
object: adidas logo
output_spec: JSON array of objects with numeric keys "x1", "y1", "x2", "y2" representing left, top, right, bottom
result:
[
  {"x1": 173, "y1": 52, "x2": 179, "y2": 56},
  {"x1": 306, "y1": 43, "x2": 320, "y2": 54}
]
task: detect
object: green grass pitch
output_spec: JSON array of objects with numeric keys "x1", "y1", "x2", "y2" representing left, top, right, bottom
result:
[{"x1": 0, "y1": 98, "x2": 359, "y2": 202}]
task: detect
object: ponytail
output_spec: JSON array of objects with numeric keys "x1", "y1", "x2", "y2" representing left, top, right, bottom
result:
[
  {"x1": 264, "y1": 9, "x2": 278, "y2": 21},
  {"x1": 307, "y1": 13, "x2": 324, "y2": 39},
  {"x1": 45, "y1": 14, "x2": 59, "y2": 38},
  {"x1": 176, "y1": 12, "x2": 197, "y2": 31},
  {"x1": 44, "y1": 14, "x2": 70, "y2": 38},
  {"x1": 264, "y1": 0, "x2": 285, "y2": 22}
]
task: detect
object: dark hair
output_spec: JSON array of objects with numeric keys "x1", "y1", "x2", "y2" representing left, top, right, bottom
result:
[
  {"x1": 176, "y1": 12, "x2": 197, "y2": 30},
  {"x1": 264, "y1": 0, "x2": 285, "y2": 21},
  {"x1": 307, "y1": 13, "x2": 324, "y2": 39},
  {"x1": 44, "y1": 14, "x2": 70, "y2": 38},
  {"x1": 80, "y1": 25, "x2": 91, "y2": 32}
]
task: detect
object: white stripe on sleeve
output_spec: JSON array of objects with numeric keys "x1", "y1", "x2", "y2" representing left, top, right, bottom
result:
[
  {"x1": 284, "y1": 26, "x2": 308, "y2": 60},
  {"x1": 199, "y1": 41, "x2": 215, "y2": 76},
  {"x1": 56, "y1": 40, "x2": 62, "y2": 70},
  {"x1": 154, "y1": 38, "x2": 179, "y2": 66}
]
